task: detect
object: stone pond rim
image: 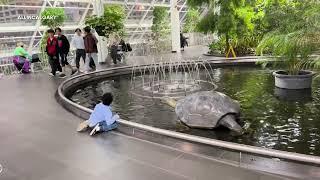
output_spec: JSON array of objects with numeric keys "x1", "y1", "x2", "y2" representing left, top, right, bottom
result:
[{"x1": 273, "y1": 70, "x2": 315, "y2": 89}]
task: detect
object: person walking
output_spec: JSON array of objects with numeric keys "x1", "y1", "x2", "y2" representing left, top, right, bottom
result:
[
  {"x1": 180, "y1": 33, "x2": 188, "y2": 51},
  {"x1": 46, "y1": 29, "x2": 63, "y2": 77},
  {"x1": 71, "y1": 28, "x2": 86, "y2": 73},
  {"x1": 83, "y1": 26, "x2": 98, "y2": 73},
  {"x1": 55, "y1": 27, "x2": 76, "y2": 76}
]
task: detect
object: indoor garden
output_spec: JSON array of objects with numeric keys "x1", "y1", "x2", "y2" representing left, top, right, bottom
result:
[{"x1": 1, "y1": 0, "x2": 320, "y2": 179}]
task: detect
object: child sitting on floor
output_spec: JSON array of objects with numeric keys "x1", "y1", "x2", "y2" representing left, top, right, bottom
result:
[{"x1": 77, "y1": 92, "x2": 119, "y2": 136}]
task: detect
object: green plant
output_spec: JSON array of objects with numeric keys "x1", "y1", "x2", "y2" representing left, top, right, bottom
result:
[
  {"x1": 150, "y1": 6, "x2": 171, "y2": 54},
  {"x1": 85, "y1": 4, "x2": 125, "y2": 38},
  {"x1": 189, "y1": 0, "x2": 260, "y2": 55},
  {"x1": 208, "y1": 37, "x2": 226, "y2": 54},
  {"x1": 40, "y1": 8, "x2": 65, "y2": 29},
  {"x1": 183, "y1": 8, "x2": 200, "y2": 33},
  {"x1": 151, "y1": 6, "x2": 170, "y2": 41},
  {"x1": 257, "y1": 1, "x2": 320, "y2": 75},
  {"x1": 0, "y1": 0, "x2": 9, "y2": 4}
]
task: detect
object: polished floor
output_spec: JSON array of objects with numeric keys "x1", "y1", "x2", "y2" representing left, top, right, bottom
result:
[{"x1": 0, "y1": 47, "x2": 290, "y2": 180}]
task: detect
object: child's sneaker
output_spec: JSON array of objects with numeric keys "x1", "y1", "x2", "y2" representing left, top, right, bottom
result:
[{"x1": 90, "y1": 124, "x2": 101, "y2": 136}]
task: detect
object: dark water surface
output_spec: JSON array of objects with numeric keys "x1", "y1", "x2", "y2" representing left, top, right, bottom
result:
[{"x1": 69, "y1": 67, "x2": 320, "y2": 156}]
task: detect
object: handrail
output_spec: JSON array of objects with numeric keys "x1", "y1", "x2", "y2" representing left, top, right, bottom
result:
[{"x1": 57, "y1": 59, "x2": 320, "y2": 165}]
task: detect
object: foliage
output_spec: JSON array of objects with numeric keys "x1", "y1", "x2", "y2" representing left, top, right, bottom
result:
[
  {"x1": 190, "y1": 0, "x2": 242, "y2": 51},
  {"x1": 150, "y1": 6, "x2": 171, "y2": 54},
  {"x1": 40, "y1": 8, "x2": 65, "y2": 29},
  {"x1": 151, "y1": 6, "x2": 170, "y2": 41},
  {"x1": 209, "y1": 35, "x2": 256, "y2": 56},
  {"x1": 257, "y1": 0, "x2": 320, "y2": 75},
  {"x1": 183, "y1": 8, "x2": 200, "y2": 33},
  {"x1": 85, "y1": 4, "x2": 125, "y2": 38},
  {"x1": 0, "y1": 0, "x2": 9, "y2": 5},
  {"x1": 189, "y1": 0, "x2": 262, "y2": 55},
  {"x1": 208, "y1": 37, "x2": 226, "y2": 54},
  {"x1": 39, "y1": 32, "x2": 49, "y2": 67}
]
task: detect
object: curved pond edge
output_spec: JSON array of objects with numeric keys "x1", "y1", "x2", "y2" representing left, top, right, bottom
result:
[{"x1": 56, "y1": 58, "x2": 320, "y2": 167}]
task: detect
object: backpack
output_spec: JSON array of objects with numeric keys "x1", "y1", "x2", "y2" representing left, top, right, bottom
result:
[
  {"x1": 126, "y1": 43, "x2": 132, "y2": 52},
  {"x1": 31, "y1": 54, "x2": 41, "y2": 63}
]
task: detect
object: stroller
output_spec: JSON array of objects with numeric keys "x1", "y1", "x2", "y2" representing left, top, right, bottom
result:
[
  {"x1": 117, "y1": 45, "x2": 125, "y2": 63},
  {"x1": 116, "y1": 41, "x2": 132, "y2": 63},
  {"x1": 30, "y1": 54, "x2": 43, "y2": 72}
]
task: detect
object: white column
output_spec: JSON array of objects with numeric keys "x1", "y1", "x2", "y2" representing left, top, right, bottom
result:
[
  {"x1": 93, "y1": 0, "x2": 108, "y2": 63},
  {"x1": 170, "y1": 0, "x2": 181, "y2": 53}
]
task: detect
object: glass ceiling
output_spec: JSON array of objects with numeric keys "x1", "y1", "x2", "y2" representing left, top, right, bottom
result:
[{"x1": 0, "y1": 0, "x2": 200, "y2": 58}]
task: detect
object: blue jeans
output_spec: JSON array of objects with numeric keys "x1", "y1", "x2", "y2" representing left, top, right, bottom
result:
[{"x1": 98, "y1": 121, "x2": 118, "y2": 132}]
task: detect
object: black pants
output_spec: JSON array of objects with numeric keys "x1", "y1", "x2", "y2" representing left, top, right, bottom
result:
[
  {"x1": 48, "y1": 55, "x2": 62, "y2": 75},
  {"x1": 75, "y1": 49, "x2": 95, "y2": 69},
  {"x1": 89, "y1": 57, "x2": 96, "y2": 69},
  {"x1": 75, "y1": 49, "x2": 86, "y2": 69},
  {"x1": 58, "y1": 52, "x2": 69, "y2": 67}
]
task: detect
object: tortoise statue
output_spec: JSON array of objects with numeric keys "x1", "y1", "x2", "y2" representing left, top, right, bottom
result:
[{"x1": 164, "y1": 91, "x2": 243, "y2": 134}]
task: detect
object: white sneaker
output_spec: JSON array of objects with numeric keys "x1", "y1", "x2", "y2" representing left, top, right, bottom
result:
[
  {"x1": 48, "y1": 73, "x2": 55, "y2": 76},
  {"x1": 90, "y1": 124, "x2": 101, "y2": 136}
]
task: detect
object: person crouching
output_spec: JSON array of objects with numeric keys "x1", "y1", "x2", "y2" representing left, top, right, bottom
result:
[{"x1": 77, "y1": 93, "x2": 119, "y2": 136}]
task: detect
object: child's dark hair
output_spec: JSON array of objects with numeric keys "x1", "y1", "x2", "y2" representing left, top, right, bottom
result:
[
  {"x1": 102, "y1": 93, "x2": 113, "y2": 106},
  {"x1": 47, "y1": 29, "x2": 54, "y2": 33},
  {"x1": 75, "y1": 28, "x2": 81, "y2": 32},
  {"x1": 55, "y1": 27, "x2": 62, "y2": 32},
  {"x1": 84, "y1": 26, "x2": 91, "y2": 33}
]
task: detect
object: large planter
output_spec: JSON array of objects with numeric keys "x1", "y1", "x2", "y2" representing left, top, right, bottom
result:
[{"x1": 273, "y1": 70, "x2": 314, "y2": 89}]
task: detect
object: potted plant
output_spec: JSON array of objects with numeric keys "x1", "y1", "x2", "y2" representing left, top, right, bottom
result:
[{"x1": 257, "y1": 1, "x2": 320, "y2": 89}]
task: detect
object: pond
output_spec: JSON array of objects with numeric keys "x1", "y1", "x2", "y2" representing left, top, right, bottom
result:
[{"x1": 69, "y1": 67, "x2": 320, "y2": 156}]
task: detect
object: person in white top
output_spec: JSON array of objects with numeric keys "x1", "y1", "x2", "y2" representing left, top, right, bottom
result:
[{"x1": 71, "y1": 28, "x2": 86, "y2": 72}]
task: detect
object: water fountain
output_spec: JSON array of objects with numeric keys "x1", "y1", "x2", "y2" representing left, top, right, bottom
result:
[
  {"x1": 130, "y1": 57, "x2": 217, "y2": 99},
  {"x1": 129, "y1": 57, "x2": 243, "y2": 133}
]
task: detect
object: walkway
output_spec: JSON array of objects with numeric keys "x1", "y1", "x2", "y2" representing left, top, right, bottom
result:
[{"x1": 0, "y1": 48, "x2": 288, "y2": 180}]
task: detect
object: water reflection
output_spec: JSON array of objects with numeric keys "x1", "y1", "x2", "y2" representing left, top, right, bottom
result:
[{"x1": 274, "y1": 88, "x2": 312, "y2": 102}]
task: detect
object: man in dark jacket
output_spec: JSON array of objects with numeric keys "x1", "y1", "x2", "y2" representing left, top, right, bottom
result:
[
  {"x1": 55, "y1": 27, "x2": 76, "y2": 75},
  {"x1": 83, "y1": 26, "x2": 98, "y2": 73},
  {"x1": 46, "y1": 29, "x2": 63, "y2": 77}
]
